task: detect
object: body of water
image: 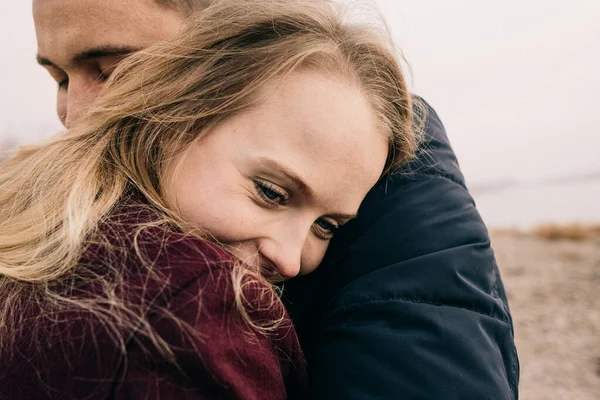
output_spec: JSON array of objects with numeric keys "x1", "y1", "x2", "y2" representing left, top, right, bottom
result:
[{"x1": 472, "y1": 179, "x2": 600, "y2": 229}]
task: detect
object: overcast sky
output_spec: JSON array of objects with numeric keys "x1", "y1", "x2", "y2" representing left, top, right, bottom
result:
[{"x1": 2, "y1": 0, "x2": 599, "y2": 186}]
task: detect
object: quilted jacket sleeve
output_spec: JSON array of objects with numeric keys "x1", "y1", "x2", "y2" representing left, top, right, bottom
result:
[{"x1": 283, "y1": 98, "x2": 519, "y2": 400}]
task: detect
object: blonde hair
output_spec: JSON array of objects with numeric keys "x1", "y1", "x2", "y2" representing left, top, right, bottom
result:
[{"x1": 0, "y1": 0, "x2": 420, "y2": 356}]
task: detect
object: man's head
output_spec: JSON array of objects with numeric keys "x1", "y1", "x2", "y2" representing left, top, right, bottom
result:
[{"x1": 33, "y1": 0, "x2": 210, "y2": 127}]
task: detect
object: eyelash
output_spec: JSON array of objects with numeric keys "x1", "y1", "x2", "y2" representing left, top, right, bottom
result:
[
  {"x1": 253, "y1": 179, "x2": 341, "y2": 240},
  {"x1": 97, "y1": 70, "x2": 110, "y2": 82},
  {"x1": 97, "y1": 65, "x2": 118, "y2": 83},
  {"x1": 254, "y1": 179, "x2": 290, "y2": 206},
  {"x1": 56, "y1": 68, "x2": 112, "y2": 90},
  {"x1": 312, "y1": 218, "x2": 340, "y2": 240}
]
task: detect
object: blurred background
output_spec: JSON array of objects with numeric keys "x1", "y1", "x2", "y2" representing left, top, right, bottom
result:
[
  {"x1": 3, "y1": 0, "x2": 599, "y2": 228},
  {"x1": 1, "y1": 1, "x2": 599, "y2": 398}
]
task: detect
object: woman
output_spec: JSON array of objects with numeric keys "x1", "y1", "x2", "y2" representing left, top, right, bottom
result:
[{"x1": 0, "y1": 0, "x2": 419, "y2": 398}]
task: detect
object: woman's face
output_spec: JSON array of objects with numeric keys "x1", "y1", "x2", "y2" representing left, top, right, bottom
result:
[{"x1": 164, "y1": 70, "x2": 388, "y2": 279}]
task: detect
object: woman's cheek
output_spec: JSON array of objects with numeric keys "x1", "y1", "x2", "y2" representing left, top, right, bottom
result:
[
  {"x1": 299, "y1": 237, "x2": 329, "y2": 275},
  {"x1": 197, "y1": 197, "x2": 259, "y2": 243}
]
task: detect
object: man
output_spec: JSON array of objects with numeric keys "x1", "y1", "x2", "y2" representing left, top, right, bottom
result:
[{"x1": 33, "y1": 0, "x2": 519, "y2": 398}]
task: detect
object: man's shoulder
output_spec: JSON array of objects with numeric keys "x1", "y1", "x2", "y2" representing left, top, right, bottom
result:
[
  {"x1": 283, "y1": 99, "x2": 518, "y2": 399},
  {"x1": 286, "y1": 98, "x2": 497, "y2": 304},
  {"x1": 398, "y1": 97, "x2": 465, "y2": 186}
]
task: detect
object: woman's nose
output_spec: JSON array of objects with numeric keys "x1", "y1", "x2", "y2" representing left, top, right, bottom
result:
[{"x1": 259, "y1": 229, "x2": 308, "y2": 279}]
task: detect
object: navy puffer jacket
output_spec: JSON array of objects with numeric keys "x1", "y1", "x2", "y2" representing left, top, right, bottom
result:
[{"x1": 283, "y1": 98, "x2": 519, "y2": 400}]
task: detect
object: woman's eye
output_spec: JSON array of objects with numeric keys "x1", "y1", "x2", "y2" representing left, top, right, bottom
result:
[
  {"x1": 312, "y1": 218, "x2": 339, "y2": 240},
  {"x1": 254, "y1": 180, "x2": 289, "y2": 206}
]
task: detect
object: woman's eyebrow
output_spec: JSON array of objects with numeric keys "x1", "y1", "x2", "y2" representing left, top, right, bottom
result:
[
  {"x1": 257, "y1": 157, "x2": 314, "y2": 197},
  {"x1": 256, "y1": 158, "x2": 359, "y2": 221},
  {"x1": 329, "y1": 212, "x2": 358, "y2": 222}
]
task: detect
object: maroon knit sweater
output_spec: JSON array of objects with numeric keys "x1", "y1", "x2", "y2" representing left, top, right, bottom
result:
[{"x1": 0, "y1": 203, "x2": 308, "y2": 399}]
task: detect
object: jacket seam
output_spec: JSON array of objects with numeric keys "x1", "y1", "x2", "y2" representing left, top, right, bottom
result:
[
  {"x1": 390, "y1": 170, "x2": 466, "y2": 188},
  {"x1": 509, "y1": 330, "x2": 520, "y2": 399},
  {"x1": 497, "y1": 327, "x2": 519, "y2": 400},
  {"x1": 491, "y1": 265, "x2": 500, "y2": 298},
  {"x1": 323, "y1": 295, "x2": 511, "y2": 325}
]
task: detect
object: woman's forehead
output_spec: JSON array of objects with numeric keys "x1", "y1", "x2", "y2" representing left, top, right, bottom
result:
[{"x1": 204, "y1": 69, "x2": 389, "y2": 212}]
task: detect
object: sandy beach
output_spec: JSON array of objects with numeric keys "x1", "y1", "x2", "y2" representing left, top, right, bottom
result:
[{"x1": 491, "y1": 229, "x2": 600, "y2": 399}]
